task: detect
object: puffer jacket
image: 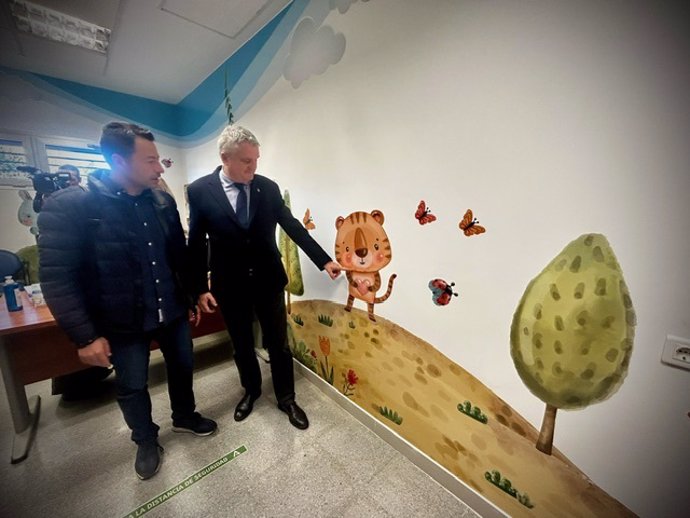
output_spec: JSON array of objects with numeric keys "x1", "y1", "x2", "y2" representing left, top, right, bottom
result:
[{"x1": 38, "y1": 170, "x2": 192, "y2": 347}]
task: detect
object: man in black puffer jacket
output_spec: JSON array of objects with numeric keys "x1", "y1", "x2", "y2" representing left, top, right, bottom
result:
[{"x1": 38, "y1": 122, "x2": 217, "y2": 481}]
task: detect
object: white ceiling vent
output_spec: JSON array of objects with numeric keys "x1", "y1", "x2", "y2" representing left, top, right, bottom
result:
[{"x1": 9, "y1": 0, "x2": 111, "y2": 53}]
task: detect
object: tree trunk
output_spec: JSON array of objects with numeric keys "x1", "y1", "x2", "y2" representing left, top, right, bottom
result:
[
  {"x1": 284, "y1": 226, "x2": 291, "y2": 315},
  {"x1": 536, "y1": 403, "x2": 558, "y2": 455}
]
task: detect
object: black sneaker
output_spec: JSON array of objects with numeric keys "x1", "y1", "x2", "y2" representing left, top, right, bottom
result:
[
  {"x1": 135, "y1": 441, "x2": 163, "y2": 480},
  {"x1": 172, "y1": 412, "x2": 218, "y2": 436}
]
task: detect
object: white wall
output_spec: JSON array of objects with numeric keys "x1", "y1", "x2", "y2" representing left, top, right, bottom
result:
[{"x1": 185, "y1": 1, "x2": 690, "y2": 516}]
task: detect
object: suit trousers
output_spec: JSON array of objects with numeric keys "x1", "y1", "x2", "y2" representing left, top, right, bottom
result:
[{"x1": 216, "y1": 289, "x2": 295, "y2": 404}]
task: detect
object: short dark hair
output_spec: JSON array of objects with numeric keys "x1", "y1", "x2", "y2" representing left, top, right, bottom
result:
[{"x1": 99, "y1": 122, "x2": 155, "y2": 165}]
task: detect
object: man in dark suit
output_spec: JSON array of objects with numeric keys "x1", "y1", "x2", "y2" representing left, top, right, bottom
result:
[{"x1": 187, "y1": 125, "x2": 340, "y2": 430}]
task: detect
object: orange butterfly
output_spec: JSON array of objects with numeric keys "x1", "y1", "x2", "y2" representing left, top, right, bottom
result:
[
  {"x1": 459, "y1": 209, "x2": 486, "y2": 236},
  {"x1": 303, "y1": 208, "x2": 316, "y2": 230},
  {"x1": 414, "y1": 200, "x2": 437, "y2": 225}
]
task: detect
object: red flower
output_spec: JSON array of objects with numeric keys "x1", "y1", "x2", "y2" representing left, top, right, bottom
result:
[
  {"x1": 346, "y1": 369, "x2": 358, "y2": 386},
  {"x1": 310, "y1": 350, "x2": 317, "y2": 358}
]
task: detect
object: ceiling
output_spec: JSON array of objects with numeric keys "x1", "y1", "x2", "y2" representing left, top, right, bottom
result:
[{"x1": 0, "y1": 0, "x2": 292, "y2": 104}]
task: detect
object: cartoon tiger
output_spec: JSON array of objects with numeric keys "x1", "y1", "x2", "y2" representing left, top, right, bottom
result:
[{"x1": 335, "y1": 210, "x2": 397, "y2": 322}]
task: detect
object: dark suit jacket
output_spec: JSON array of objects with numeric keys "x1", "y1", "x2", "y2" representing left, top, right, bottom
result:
[{"x1": 187, "y1": 167, "x2": 331, "y2": 299}]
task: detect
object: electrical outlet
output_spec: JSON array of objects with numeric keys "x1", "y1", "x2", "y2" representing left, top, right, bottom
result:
[{"x1": 661, "y1": 335, "x2": 690, "y2": 371}]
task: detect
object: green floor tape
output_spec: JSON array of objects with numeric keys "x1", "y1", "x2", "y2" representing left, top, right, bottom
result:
[{"x1": 123, "y1": 445, "x2": 247, "y2": 517}]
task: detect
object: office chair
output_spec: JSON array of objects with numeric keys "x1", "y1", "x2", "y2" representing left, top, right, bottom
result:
[{"x1": 0, "y1": 249, "x2": 24, "y2": 282}]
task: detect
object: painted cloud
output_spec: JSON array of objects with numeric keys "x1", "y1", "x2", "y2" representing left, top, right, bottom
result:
[
  {"x1": 284, "y1": 18, "x2": 346, "y2": 89},
  {"x1": 330, "y1": 0, "x2": 371, "y2": 15}
]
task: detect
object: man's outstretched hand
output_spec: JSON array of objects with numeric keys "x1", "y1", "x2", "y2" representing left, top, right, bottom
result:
[{"x1": 323, "y1": 261, "x2": 342, "y2": 280}]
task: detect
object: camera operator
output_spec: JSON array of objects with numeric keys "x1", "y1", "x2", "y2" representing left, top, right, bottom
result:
[
  {"x1": 60, "y1": 164, "x2": 83, "y2": 188},
  {"x1": 30, "y1": 164, "x2": 84, "y2": 213}
]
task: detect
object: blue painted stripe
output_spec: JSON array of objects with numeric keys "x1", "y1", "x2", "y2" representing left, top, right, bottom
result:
[
  {"x1": 176, "y1": 0, "x2": 312, "y2": 143},
  {"x1": 34, "y1": 74, "x2": 180, "y2": 133},
  {"x1": 14, "y1": 1, "x2": 305, "y2": 139},
  {"x1": 31, "y1": 74, "x2": 178, "y2": 134},
  {"x1": 175, "y1": 2, "x2": 295, "y2": 135}
]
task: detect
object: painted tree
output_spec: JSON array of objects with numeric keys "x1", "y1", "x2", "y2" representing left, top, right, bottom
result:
[
  {"x1": 510, "y1": 233, "x2": 636, "y2": 455},
  {"x1": 279, "y1": 190, "x2": 304, "y2": 313}
]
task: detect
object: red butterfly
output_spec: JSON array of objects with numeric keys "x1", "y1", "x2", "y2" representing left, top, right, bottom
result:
[
  {"x1": 459, "y1": 209, "x2": 485, "y2": 236},
  {"x1": 415, "y1": 200, "x2": 437, "y2": 225},
  {"x1": 428, "y1": 278, "x2": 458, "y2": 306}
]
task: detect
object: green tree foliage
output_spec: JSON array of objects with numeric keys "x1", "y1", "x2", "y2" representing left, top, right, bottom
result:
[
  {"x1": 279, "y1": 190, "x2": 304, "y2": 313},
  {"x1": 511, "y1": 234, "x2": 636, "y2": 454}
]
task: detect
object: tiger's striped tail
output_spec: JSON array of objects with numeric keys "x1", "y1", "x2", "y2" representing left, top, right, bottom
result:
[{"x1": 374, "y1": 274, "x2": 397, "y2": 303}]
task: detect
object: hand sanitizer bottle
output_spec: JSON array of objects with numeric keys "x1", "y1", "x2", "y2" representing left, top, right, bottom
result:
[{"x1": 3, "y1": 275, "x2": 23, "y2": 312}]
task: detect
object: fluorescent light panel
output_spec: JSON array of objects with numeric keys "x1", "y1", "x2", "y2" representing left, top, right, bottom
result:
[{"x1": 9, "y1": 0, "x2": 111, "y2": 53}]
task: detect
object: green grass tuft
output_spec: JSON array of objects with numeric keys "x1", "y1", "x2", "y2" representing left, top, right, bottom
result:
[
  {"x1": 457, "y1": 400, "x2": 488, "y2": 424},
  {"x1": 290, "y1": 341, "x2": 316, "y2": 372},
  {"x1": 378, "y1": 406, "x2": 403, "y2": 425},
  {"x1": 318, "y1": 314, "x2": 334, "y2": 327},
  {"x1": 484, "y1": 470, "x2": 534, "y2": 509},
  {"x1": 292, "y1": 314, "x2": 304, "y2": 326}
]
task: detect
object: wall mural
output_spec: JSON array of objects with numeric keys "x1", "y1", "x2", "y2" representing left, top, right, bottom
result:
[
  {"x1": 330, "y1": 0, "x2": 371, "y2": 15},
  {"x1": 414, "y1": 200, "x2": 437, "y2": 225},
  {"x1": 0, "y1": 0, "x2": 643, "y2": 513},
  {"x1": 283, "y1": 17, "x2": 346, "y2": 89},
  {"x1": 288, "y1": 212, "x2": 635, "y2": 516},
  {"x1": 302, "y1": 208, "x2": 315, "y2": 230},
  {"x1": 459, "y1": 208, "x2": 486, "y2": 237},
  {"x1": 428, "y1": 278, "x2": 459, "y2": 306},
  {"x1": 511, "y1": 233, "x2": 636, "y2": 455},
  {"x1": 279, "y1": 190, "x2": 305, "y2": 315},
  {"x1": 334, "y1": 210, "x2": 397, "y2": 322}
]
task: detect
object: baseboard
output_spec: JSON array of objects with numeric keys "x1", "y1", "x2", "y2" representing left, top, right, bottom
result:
[
  {"x1": 294, "y1": 360, "x2": 508, "y2": 518},
  {"x1": 192, "y1": 331, "x2": 230, "y2": 348}
]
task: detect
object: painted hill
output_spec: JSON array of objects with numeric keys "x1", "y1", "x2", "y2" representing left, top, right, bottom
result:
[{"x1": 287, "y1": 300, "x2": 634, "y2": 518}]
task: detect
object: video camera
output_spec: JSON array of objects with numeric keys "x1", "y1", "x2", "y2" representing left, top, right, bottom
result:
[{"x1": 17, "y1": 165, "x2": 73, "y2": 195}]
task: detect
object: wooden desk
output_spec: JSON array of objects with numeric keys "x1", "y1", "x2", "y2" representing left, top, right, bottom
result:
[{"x1": 0, "y1": 292, "x2": 226, "y2": 464}]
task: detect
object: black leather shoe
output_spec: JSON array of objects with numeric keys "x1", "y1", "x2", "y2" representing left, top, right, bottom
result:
[
  {"x1": 135, "y1": 441, "x2": 164, "y2": 480},
  {"x1": 234, "y1": 393, "x2": 260, "y2": 422},
  {"x1": 278, "y1": 401, "x2": 309, "y2": 430}
]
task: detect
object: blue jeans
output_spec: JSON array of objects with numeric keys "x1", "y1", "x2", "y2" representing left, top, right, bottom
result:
[{"x1": 108, "y1": 316, "x2": 196, "y2": 444}]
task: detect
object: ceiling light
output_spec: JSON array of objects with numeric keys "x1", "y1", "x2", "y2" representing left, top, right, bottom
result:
[{"x1": 9, "y1": 0, "x2": 111, "y2": 54}]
